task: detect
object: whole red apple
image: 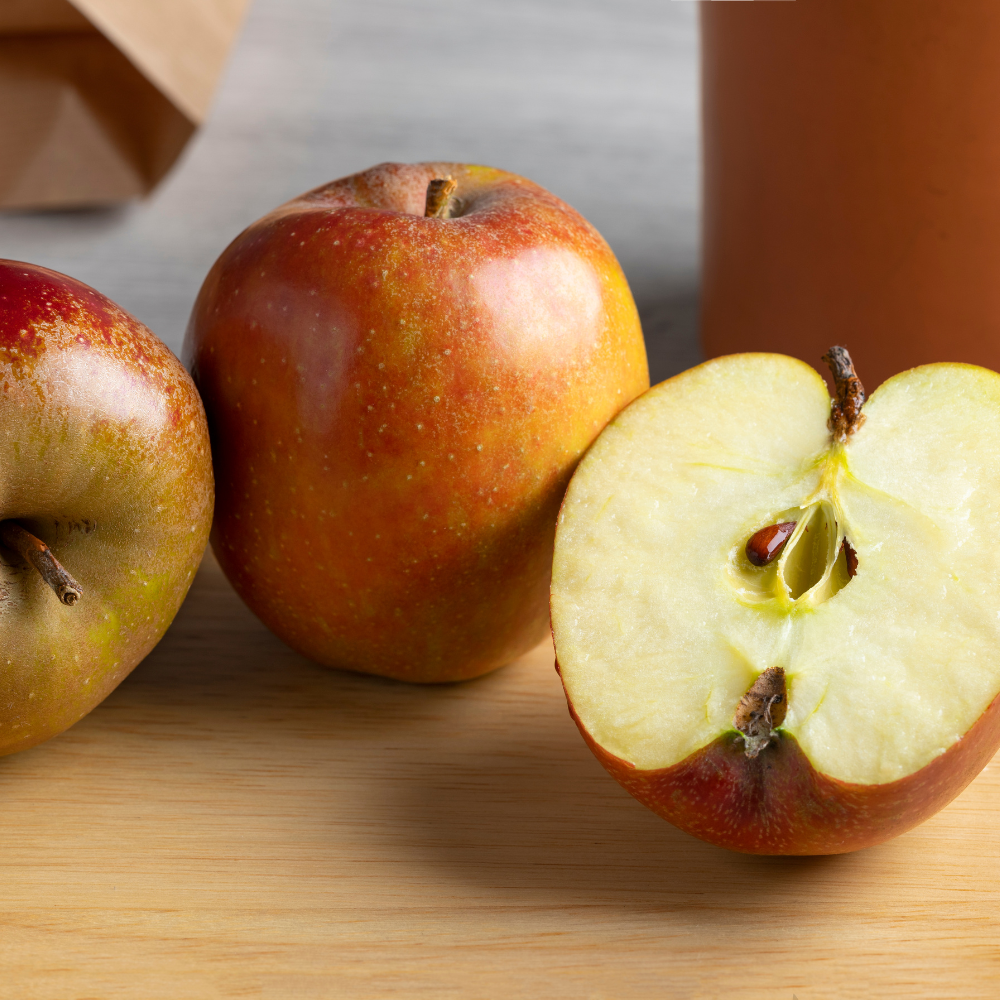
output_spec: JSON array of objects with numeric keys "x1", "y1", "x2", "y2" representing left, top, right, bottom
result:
[
  {"x1": 185, "y1": 161, "x2": 648, "y2": 681},
  {"x1": 0, "y1": 260, "x2": 213, "y2": 757}
]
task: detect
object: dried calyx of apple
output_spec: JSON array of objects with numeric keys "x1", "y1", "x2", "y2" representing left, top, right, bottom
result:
[{"x1": 551, "y1": 345, "x2": 1000, "y2": 853}]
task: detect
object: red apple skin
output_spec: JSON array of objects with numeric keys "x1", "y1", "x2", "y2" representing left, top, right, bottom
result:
[
  {"x1": 0, "y1": 261, "x2": 213, "y2": 757},
  {"x1": 561, "y1": 669, "x2": 1000, "y2": 854},
  {"x1": 185, "y1": 162, "x2": 648, "y2": 682}
]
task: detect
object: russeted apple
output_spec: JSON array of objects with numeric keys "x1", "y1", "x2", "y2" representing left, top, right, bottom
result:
[
  {"x1": 551, "y1": 348, "x2": 1000, "y2": 854},
  {"x1": 185, "y1": 161, "x2": 647, "y2": 682},
  {"x1": 0, "y1": 261, "x2": 213, "y2": 757}
]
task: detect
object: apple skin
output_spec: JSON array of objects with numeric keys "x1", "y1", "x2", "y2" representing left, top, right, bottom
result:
[
  {"x1": 561, "y1": 670, "x2": 1000, "y2": 855},
  {"x1": 0, "y1": 260, "x2": 213, "y2": 757},
  {"x1": 185, "y1": 161, "x2": 648, "y2": 682}
]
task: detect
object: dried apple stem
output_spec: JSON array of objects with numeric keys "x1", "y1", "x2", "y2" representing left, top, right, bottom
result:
[
  {"x1": 424, "y1": 176, "x2": 457, "y2": 219},
  {"x1": 0, "y1": 521, "x2": 82, "y2": 606},
  {"x1": 734, "y1": 666, "x2": 786, "y2": 758},
  {"x1": 822, "y1": 345, "x2": 866, "y2": 442}
]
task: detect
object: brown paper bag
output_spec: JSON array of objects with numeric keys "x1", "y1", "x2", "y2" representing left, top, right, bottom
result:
[{"x1": 0, "y1": 0, "x2": 250, "y2": 209}]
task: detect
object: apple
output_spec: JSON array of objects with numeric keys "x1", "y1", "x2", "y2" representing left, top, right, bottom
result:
[
  {"x1": 551, "y1": 348, "x2": 1000, "y2": 854},
  {"x1": 184, "y1": 161, "x2": 648, "y2": 682},
  {"x1": 0, "y1": 260, "x2": 213, "y2": 758}
]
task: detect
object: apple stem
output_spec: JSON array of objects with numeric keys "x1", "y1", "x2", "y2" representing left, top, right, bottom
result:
[
  {"x1": 424, "y1": 177, "x2": 457, "y2": 219},
  {"x1": 0, "y1": 521, "x2": 82, "y2": 606},
  {"x1": 734, "y1": 666, "x2": 786, "y2": 758},
  {"x1": 822, "y1": 346, "x2": 866, "y2": 442}
]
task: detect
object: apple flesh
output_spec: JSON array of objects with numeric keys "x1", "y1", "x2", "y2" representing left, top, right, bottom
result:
[
  {"x1": 551, "y1": 352, "x2": 1000, "y2": 853},
  {"x1": 0, "y1": 260, "x2": 213, "y2": 758},
  {"x1": 185, "y1": 161, "x2": 648, "y2": 682}
]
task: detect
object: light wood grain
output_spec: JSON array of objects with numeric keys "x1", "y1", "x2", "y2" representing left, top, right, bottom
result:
[{"x1": 2, "y1": 552, "x2": 999, "y2": 999}]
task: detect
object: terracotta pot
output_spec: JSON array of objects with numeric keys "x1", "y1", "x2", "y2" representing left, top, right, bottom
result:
[{"x1": 700, "y1": 0, "x2": 1000, "y2": 392}]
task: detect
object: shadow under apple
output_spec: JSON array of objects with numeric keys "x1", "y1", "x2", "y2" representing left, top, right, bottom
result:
[
  {"x1": 377, "y1": 674, "x2": 857, "y2": 917},
  {"x1": 52, "y1": 552, "x2": 892, "y2": 922},
  {"x1": 106, "y1": 552, "x2": 453, "y2": 738}
]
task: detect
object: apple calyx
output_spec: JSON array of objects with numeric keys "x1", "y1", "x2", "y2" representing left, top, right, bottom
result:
[
  {"x1": 0, "y1": 521, "x2": 83, "y2": 606},
  {"x1": 424, "y1": 176, "x2": 457, "y2": 219},
  {"x1": 734, "y1": 666, "x2": 787, "y2": 758},
  {"x1": 822, "y1": 345, "x2": 866, "y2": 442}
]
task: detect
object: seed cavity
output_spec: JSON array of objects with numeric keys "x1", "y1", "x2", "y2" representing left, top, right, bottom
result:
[
  {"x1": 781, "y1": 504, "x2": 839, "y2": 600},
  {"x1": 734, "y1": 666, "x2": 786, "y2": 758},
  {"x1": 731, "y1": 501, "x2": 855, "y2": 607}
]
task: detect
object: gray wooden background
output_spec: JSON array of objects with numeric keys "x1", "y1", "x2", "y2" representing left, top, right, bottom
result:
[{"x1": 0, "y1": 0, "x2": 701, "y2": 385}]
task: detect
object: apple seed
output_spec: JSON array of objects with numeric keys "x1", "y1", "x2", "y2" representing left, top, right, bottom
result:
[
  {"x1": 0, "y1": 521, "x2": 83, "y2": 606},
  {"x1": 734, "y1": 666, "x2": 786, "y2": 758},
  {"x1": 745, "y1": 521, "x2": 796, "y2": 566},
  {"x1": 842, "y1": 538, "x2": 858, "y2": 578}
]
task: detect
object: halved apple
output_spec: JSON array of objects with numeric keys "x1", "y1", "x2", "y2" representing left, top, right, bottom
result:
[{"x1": 551, "y1": 351, "x2": 1000, "y2": 854}]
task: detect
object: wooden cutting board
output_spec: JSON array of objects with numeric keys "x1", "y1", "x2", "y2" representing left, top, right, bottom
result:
[{"x1": 2, "y1": 552, "x2": 998, "y2": 999}]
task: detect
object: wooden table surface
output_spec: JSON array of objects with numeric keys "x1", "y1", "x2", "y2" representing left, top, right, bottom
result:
[{"x1": 2, "y1": 552, "x2": 999, "y2": 999}]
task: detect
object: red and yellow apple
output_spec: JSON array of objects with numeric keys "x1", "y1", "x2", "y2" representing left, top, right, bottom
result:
[
  {"x1": 184, "y1": 161, "x2": 648, "y2": 682},
  {"x1": 0, "y1": 260, "x2": 213, "y2": 757},
  {"x1": 551, "y1": 350, "x2": 1000, "y2": 853}
]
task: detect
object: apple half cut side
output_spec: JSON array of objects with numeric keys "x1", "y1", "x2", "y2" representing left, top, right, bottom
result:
[{"x1": 551, "y1": 351, "x2": 1000, "y2": 854}]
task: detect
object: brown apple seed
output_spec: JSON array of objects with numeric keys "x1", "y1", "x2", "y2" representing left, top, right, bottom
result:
[
  {"x1": 745, "y1": 521, "x2": 797, "y2": 567},
  {"x1": 842, "y1": 538, "x2": 858, "y2": 578}
]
